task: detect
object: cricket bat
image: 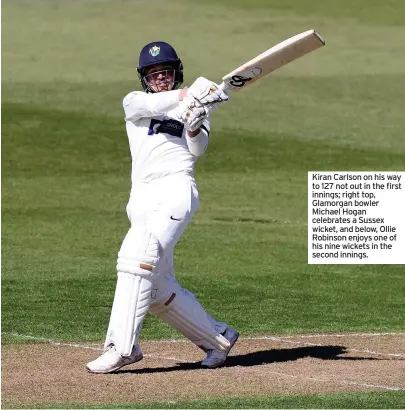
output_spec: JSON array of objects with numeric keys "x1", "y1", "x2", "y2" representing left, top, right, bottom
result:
[{"x1": 219, "y1": 29, "x2": 325, "y2": 91}]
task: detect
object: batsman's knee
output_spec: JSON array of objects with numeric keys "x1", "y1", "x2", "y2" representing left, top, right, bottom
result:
[
  {"x1": 149, "y1": 275, "x2": 179, "y2": 312},
  {"x1": 116, "y1": 226, "x2": 160, "y2": 277},
  {"x1": 149, "y1": 275, "x2": 230, "y2": 352}
]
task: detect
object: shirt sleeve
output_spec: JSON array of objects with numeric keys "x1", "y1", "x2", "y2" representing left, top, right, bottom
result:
[
  {"x1": 185, "y1": 114, "x2": 211, "y2": 157},
  {"x1": 123, "y1": 90, "x2": 181, "y2": 121}
]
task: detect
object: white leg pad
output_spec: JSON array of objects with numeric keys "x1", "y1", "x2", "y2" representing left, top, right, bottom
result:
[
  {"x1": 116, "y1": 225, "x2": 160, "y2": 276},
  {"x1": 104, "y1": 225, "x2": 160, "y2": 356},
  {"x1": 149, "y1": 276, "x2": 230, "y2": 352},
  {"x1": 104, "y1": 272, "x2": 151, "y2": 356}
]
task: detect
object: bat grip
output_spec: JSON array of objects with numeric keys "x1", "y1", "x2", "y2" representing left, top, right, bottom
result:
[{"x1": 218, "y1": 81, "x2": 229, "y2": 92}]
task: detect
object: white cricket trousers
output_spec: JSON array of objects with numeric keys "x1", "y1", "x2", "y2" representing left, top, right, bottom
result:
[{"x1": 125, "y1": 173, "x2": 199, "y2": 277}]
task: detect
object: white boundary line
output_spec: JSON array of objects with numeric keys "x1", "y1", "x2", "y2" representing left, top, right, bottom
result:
[
  {"x1": 89, "y1": 331, "x2": 405, "y2": 344},
  {"x1": 9, "y1": 331, "x2": 405, "y2": 359},
  {"x1": 251, "y1": 369, "x2": 405, "y2": 392},
  {"x1": 245, "y1": 331, "x2": 405, "y2": 339},
  {"x1": 8, "y1": 333, "x2": 188, "y2": 363},
  {"x1": 7, "y1": 332, "x2": 405, "y2": 392}
]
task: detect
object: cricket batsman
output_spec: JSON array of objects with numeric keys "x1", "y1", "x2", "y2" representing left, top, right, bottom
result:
[{"x1": 86, "y1": 41, "x2": 239, "y2": 373}]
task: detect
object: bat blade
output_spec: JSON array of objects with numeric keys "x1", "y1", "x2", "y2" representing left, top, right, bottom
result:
[{"x1": 220, "y1": 29, "x2": 325, "y2": 91}]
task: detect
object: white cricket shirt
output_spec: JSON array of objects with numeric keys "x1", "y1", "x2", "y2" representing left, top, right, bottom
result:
[{"x1": 122, "y1": 90, "x2": 210, "y2": 190}]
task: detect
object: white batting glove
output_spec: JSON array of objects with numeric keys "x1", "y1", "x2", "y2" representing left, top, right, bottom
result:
[
  {"x1": 175, "y1": 96, "x2": 207, "y2": 131},
  {"x1": 187, "y1": 77, "x2": 229, "y2": 106}
]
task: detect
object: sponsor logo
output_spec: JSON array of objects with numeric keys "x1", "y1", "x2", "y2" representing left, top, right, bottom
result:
[
  {"x1": 165, "y1": 122, "x2": 182, "y2": 130},
  {"x1": 170, "y1": 216, "x2": 181, "y2": 221},
  {"x1": 229, "y1": 75, "x2": 252, "y2": 87},
  {"x1": 149, "y1": 45, "x2": 160, "y2": 57},
  {"x1": 229, "y1": 66, "x2": 262, "y2": 88},
  {"x1": 148, "y1": 118, "x2": 184, "y2": 137}
]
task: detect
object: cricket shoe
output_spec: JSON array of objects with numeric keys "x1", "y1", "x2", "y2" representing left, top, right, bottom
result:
[
  {"x1": 201, "y1": 326, "x2": 239, "y2": 368},
  {"x1": 86, "y1": 344, "x2": 143, "y2": 374}
]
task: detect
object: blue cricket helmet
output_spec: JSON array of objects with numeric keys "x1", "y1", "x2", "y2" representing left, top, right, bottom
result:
[{"x1": 137, "y1": 41, "x2": 183, "y2": 93}]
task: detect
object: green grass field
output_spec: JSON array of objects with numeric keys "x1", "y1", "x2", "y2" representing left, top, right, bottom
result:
[
  {"x1": 2, "y1": 0, "x2": 405, "y2": 408},
  {"x1": 29, "y1": 391, "x2": 405, "y2": 409}
]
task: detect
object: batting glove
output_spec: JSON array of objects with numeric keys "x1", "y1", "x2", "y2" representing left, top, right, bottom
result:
[
  {"x1": 175, "y1": 96, "x2": 207, "y2": 131},
  {"x1": 187, "y1": 77, "x2": 229, "y2": 106}
]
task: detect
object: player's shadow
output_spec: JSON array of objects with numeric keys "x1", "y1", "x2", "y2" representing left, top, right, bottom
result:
[{"x1": 117, "y1": 345, "x2": 379, "y2": 375}]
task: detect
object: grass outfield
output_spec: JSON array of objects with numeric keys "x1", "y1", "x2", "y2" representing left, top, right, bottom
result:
[
  {"x1": 2, "y1": 0, "x2": 405, "y2": 408},
  {"x1": 30, "y1": 391, "x2": 405, "y2": 409}
]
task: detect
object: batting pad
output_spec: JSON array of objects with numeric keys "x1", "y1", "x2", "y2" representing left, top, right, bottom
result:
[
  {"x1": 149, "y1": 276, "x2": 230, "y2": 352},
  {"x1": 104, "y1": 272, "x2": 152, "y2": 356},
  {"x1": 105, "y1": 225, "x2": 160, "y2": 356},
  {"x1": 116, "y1": 226, "x2": 160, "y2": 276}
]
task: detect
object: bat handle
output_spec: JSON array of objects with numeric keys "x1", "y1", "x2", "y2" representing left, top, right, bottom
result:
[{"x1": 218, "y1": 81, "x2": 229, "y2": 92}]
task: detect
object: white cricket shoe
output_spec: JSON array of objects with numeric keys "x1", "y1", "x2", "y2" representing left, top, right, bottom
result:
[
  {"x1": 86, "y1": 344, "x2": 143, "y2": 374},
  {"x1": 201, "y1": 326, "x2": 239, "y2": 368}
]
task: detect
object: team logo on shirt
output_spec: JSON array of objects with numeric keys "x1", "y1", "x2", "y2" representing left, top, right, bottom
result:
[{"x1": 149, "y1": 45, "x2": 161, "y2": 57}]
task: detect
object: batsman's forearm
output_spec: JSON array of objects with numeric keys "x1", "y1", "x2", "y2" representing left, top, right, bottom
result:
[
  {"x1": 139, "y1": 90, "x2": 182, "y2": 116},
  {"x1": 124, "y1": 90, "x2": 182, "y2": 121},
  {"x1": 187, "y1": 128, "x2": 201, "y2": 138},
  {"x1": 186, "y1": 127, "x2": 209, "y2": 157}
]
